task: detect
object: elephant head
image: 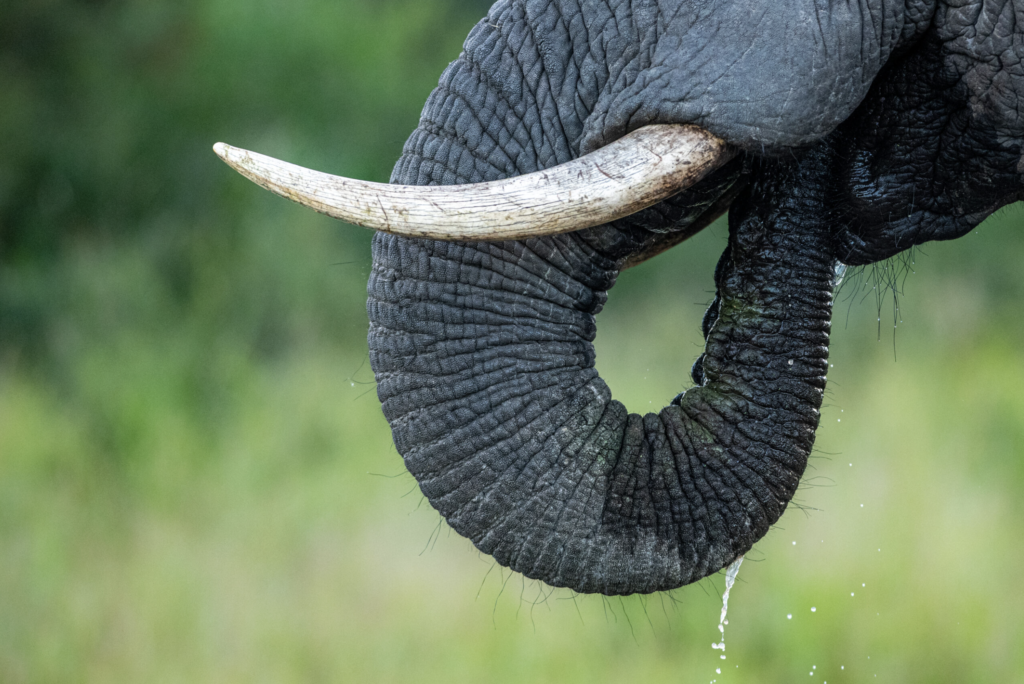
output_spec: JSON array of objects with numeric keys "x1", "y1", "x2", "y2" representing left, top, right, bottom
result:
[{"x1": 216, "y1": 0, "x2": 1024, "y2": 595}]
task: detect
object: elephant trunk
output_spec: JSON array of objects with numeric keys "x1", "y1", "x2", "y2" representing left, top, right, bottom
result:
[{"x1": 367, "y1": 153, "x2": 835, "y2": 595}]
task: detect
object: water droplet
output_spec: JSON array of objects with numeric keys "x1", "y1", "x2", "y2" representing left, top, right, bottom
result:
[
  {"x1": 860, "y1": 504, "x2": 864, "y2": 507},
  {"x1": 862, "y1": 583, "x2": 866, "y2": 587},
  {"x1": 811, "y1": 607, "x2": 816, "y2": 612},
  {"x1": 717, "y1": 669, "x2": 721, "y2": 674},
  {"x1": 793, "y1": 541, "x2": 797, "y2": 545},
  {"x1": 787, "y1": 614, "x2": 793, "y2": 620},
  {"x1": 851, "y1": 592, "x2": 855, "y2": 597}
]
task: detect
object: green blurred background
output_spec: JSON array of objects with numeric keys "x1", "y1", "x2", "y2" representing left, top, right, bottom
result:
[{"x1": 2, "y1": 1, "x2": 1023, "y2": 682}]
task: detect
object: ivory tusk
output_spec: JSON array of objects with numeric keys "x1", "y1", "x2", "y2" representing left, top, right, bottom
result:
[{"x1": 213, "y1": 125, "x2": 732, "y2": 241}]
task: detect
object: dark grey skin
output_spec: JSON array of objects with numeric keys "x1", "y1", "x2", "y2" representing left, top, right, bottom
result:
[{"x1": 366, "y1": 0, "x2": 1024, "y2": 595}]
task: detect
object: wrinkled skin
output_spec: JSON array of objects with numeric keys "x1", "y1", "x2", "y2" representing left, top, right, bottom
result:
[{"x1": 367, "y1": 0, "x2": 1024, "y2": 594}]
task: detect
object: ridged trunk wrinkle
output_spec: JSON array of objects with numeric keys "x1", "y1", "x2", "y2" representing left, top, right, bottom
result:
[{"x1": 367, "y1": 152, "x2": 836, "y2": 595}]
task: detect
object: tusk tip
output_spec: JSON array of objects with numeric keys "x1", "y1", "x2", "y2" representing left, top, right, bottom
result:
[{"x1": 212, "y1": 142, "x2": 231, "y2": 161}]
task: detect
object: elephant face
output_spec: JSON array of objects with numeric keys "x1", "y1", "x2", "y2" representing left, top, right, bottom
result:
[
  {"x1": 219, "y1": 0, "x2": 1024, "y2": 595},
  {"x1": 394, "y1": 0, "x2": 1023, "y2": 264}
]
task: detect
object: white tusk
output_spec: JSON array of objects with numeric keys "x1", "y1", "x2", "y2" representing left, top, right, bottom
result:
[{"x1": 213, "y1": 125, "x2": 732, "y2": 241}]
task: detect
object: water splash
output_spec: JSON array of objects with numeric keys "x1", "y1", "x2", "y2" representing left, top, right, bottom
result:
[{"x1": 711, "y1": 556, "x2": 744, "y2": 660}]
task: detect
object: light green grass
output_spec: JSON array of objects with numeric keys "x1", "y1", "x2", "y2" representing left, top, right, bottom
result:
[{"x1": 4, "y1": 210, "x2": 1024, "y2": 683}]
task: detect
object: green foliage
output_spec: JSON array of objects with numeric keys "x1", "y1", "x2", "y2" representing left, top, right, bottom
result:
[
  {"x1": 1, "y1": 0, "x2": 477, "y2": 356},
  {"x1": 2, "y1": 0, "x2": 1023, "y2": 681}
]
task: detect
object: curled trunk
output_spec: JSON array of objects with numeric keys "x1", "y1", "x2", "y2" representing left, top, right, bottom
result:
[{"x1": 367, "y1": 153, "x2": 836, "y2": 595}]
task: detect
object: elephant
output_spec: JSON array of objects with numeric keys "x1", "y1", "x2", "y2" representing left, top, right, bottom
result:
[{"x1": 215, "y1": 0, "x2": 1024, "y2": 595}]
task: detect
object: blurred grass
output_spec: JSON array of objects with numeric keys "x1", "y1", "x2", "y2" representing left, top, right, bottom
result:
[{"x1": 2, "y1": 0, "x2": 1024, "y2": 682}]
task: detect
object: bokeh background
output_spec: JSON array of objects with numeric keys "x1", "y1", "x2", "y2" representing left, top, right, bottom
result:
[{"x1": 2, "y1": 1, "x2": 1024, "y2": 682}]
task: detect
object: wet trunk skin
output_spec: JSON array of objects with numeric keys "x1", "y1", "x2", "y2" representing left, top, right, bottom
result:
[{"x1": 367, "y1": 151, "x2": 837, "y2": 595}]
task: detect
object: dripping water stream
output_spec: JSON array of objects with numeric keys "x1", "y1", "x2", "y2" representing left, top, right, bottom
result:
[{"x1": 710, "y1": 556, "x2": 743, "y2": 678}]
